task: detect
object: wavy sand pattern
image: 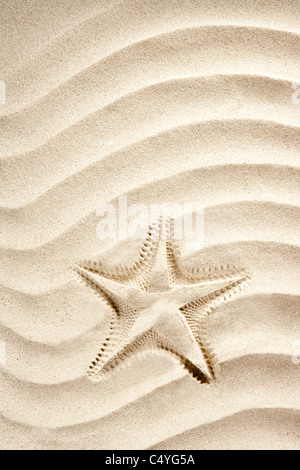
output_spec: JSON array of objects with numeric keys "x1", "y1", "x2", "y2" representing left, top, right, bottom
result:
[{"x1": 0, "y1": 0, "x2": 299, "y2": 450}]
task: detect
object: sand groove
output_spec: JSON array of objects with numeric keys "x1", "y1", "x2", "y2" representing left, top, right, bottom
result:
[
  {"x1": 1, "y1": 75, "x2": 299, "y2": 158},
  {"x1": 2, "y1": 24, "x2": 299, "y2": 115}
]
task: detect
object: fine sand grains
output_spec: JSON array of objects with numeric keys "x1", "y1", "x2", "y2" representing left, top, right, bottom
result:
[{"x1": 0, "y1": 0, "x2": 299, "y2": 450}]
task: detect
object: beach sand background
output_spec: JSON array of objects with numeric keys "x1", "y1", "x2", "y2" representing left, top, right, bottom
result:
[{"x1": 0, "y1": 0, "x2": 299, "y2": 450}]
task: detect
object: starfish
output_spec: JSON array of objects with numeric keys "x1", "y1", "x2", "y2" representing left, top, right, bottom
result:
[{"x1": 73, "y1": 218, "x2": 250, "y2": 384}]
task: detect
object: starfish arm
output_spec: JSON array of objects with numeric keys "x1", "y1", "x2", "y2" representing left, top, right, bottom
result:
[
  {"x1": 178, "y1": 274, "x2": 251, "y2": 380},
  {"x1": 73, "y1": 265, "x2": 138, "y2": 379},
  {"x1": 179, "y1": 274, "x2": 251, "y2": 317},
  {"x1": 87, "y1": 328, "x2": 211, "y2": 384},
  {"x1": 166, "y1": 218, "x2": 250, "y2": 286},
  {"x1": 177, "y1": 309, "x2": 219, "y2": 381},
  {"x1": 76, "y1": 219, "x2": 161, "y2": 291}
]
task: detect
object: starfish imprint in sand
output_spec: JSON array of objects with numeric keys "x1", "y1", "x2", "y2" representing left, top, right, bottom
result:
[{"x1": 73, "y1": 218, "x2": 251, "y2": 384}]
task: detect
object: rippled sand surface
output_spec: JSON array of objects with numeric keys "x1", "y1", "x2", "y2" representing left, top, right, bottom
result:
[{"x1": 0, "y1": 0, "x2": 299, "y2": 450}]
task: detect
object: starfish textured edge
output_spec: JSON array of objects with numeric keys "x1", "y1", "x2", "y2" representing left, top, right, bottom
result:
[{"x1": 73, "y1": 217, "x2": 251, "y2": 384}]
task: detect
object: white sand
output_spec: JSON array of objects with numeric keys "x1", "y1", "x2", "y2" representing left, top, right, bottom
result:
[{"x1": 0, "y1": 0, "x2": 299, "y2": 450}]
